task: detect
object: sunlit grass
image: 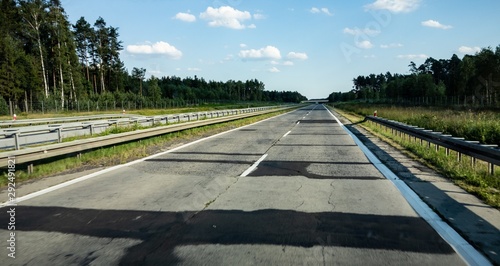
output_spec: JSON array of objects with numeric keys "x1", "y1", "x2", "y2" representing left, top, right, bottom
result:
[{"x1": 334, "y1": 103, "x2": 500, "y2": 145}]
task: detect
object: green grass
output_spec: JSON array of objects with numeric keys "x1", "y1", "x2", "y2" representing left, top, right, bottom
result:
[
  {"x1": 0, "y1": 109, "x2": 290, "y2": 187},
  {"x1": 334, "y1": 103, "x2": 500, "y2": 145},
  {"x1": 331, "y1": 104, "x2": 500, "y2": 208}
]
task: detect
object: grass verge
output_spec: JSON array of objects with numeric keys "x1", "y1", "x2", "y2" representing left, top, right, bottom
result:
[
  {"x1": 0, "y1": 109, "x2": 289, "y2": 187},
  {"x1": 331, "y1": 106, "x2": 500, "y2": 208},
  {"x1": 333, "y1": 102, "x2": 500, "y2": 146}
]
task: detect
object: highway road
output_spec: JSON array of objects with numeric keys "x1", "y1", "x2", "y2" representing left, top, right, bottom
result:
[{"x1": 0, "y1": 105, "x2": 471, "y2": 265}]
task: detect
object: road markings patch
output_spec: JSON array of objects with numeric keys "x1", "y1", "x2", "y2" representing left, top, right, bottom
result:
[{"x1": 240, "y1": 154, "x2": 268, "y2": 177}]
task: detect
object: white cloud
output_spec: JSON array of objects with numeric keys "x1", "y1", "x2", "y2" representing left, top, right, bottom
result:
[
  {"x1": 287, "y1": 52, "x2": 308, "y2": 60},
  {"x1": 458, "y1": 46, "x2": 481, "y2": 54},
  {"x1": 248, "y1": 24, "x2": 257, "y2": 29},
  {"x1": 271, "y1": 60, "x2": 294, "y2": 66},
  {"x1": 397, "y1": 54, "x2": 428, "y2": 59},
  {"x1": 187, "y1": 67, "x2": 201, "y2": 71},
  {"x1": 200, "y1": 6, "x2": 252, "y2": 29},
  {"x1": 364, "y1": 0, "x2": 421, "y2": 13},
  {"x1": 126, "y1": 41, "x2": 182, "y2": 59},
  {"x1": 421, "y1": 19, "x2": 452, "y2": 29},
  {"x1": 239, "y1": 45, "x2": 281, "y2": 60},
  {"x1": 239, "y1": 43, "x2": 247, "y2": 48},
  {"x1": 269, "y1": 67, "x2": 280, "y2": 73},
  {"x1": 343, "y1": 27, "x2": 380, "y2": 36},
  {"x1": 364, "y1": 55, "x2": 377, "y2": 59},
  {"x1": 253, "y1": 13, "x2": 266, "y2": 20},
  {"x1": 322, "y1": 8, "x2": 333, "y2": 15},
  {"x1": 173, "y1": 12, "x2": 196, "y2": 22},
  {"x1": 381, "y1": 43, "x2": 403, "y2": 48},
  {"x1": 310, "y1": 7, "x2": 332, "y2": 16},
  {"x1": 356, "y1": 40, "x2": 374, "y2": 49}
]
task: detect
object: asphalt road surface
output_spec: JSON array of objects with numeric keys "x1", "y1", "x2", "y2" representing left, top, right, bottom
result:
[{"x1": 0, "y1": 105, "x2": 468, "y2": 265}]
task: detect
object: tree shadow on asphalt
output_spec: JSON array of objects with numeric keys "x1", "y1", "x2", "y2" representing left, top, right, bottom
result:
[{"x1": 1, "y1": 206, "x2": 455, "y2": 265}]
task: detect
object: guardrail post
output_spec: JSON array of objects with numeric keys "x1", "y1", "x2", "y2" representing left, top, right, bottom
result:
[
  {"x1": 57, "y1": 127, "x2": 62, "y2": 143},
  {"x1": 14, "y1": 133, "x2": 20, "y2": 150},
  {"x1": 488, "y1": 163, "x2": 495, "y2": 175},
  {"x1": 27, "y1": 164, "x2": 33, "y2": 174},
  {"x1": 90, "y1": 124, "x2": 94, "y2": 136}
]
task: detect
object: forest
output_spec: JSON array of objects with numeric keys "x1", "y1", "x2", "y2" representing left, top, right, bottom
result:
[
  {"x1": 0, "y1": 0, "x2": 307, "y2": 115},
  {"x1": 329, "y1": 46, "x2": 500, "y2": 107}
]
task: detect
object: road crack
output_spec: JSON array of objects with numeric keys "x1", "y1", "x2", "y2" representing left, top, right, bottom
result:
[
  {"x1": 328, "y1": 182, "x2": 336, "y2": 211},
  {"x1": 201, "y1": 176, "x2": 240, "y2": 211}
]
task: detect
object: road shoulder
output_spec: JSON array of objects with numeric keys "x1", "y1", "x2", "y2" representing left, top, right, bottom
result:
[{"x1": 332, "y1": 109, "x2": 500, "y2": 265}]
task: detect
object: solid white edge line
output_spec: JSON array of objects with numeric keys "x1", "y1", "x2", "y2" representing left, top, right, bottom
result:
[
  {"x1": 324, "y1": 106, "x2": 491, "y2": 266},
  {"x1": 0, "y1": 110, "x2": 297, "y2": 208},
  {"x1": 240, "y1": 154, "x2": 268, "y2": 177},
  {"x1": 283, "y1": 131, "x2": 292, "y2": 138}
]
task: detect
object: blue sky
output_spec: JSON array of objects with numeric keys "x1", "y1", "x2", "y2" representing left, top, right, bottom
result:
[{"x1": 62, "y1": 0, "x2": 500, "y2": 99}]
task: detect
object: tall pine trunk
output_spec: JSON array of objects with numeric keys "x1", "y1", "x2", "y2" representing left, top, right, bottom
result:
[
  {"x1": 36, "y1": 35, "x2": 49, "y2": 98},
  {"x1": 59, "y1": 63, "x2": 64, "y2": 108}
]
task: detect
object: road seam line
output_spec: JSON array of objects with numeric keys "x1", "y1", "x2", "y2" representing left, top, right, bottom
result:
[{"x1": 240, "y1": 154, "x2": 268, "y2": 177}]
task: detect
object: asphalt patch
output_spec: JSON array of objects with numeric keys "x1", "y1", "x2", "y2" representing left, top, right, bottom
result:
[{"x1": 248, "y1": 161, "x2": 384, "y2": 180}]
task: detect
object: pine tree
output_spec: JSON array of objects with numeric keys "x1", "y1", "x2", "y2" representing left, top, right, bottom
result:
[{"x1": 19, "y1": 0, "x2": 50, "y2": 98}]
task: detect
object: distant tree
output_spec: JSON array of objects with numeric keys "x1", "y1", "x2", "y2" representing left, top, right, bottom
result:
[
  {"x1": 19, "y1": 0, "x2": 50, "y2": 98},
  {"x1": 73, "y1": 17, "x2": 92, "y2": 85},
  {"x1": 147, "y1": 76, "x2": 161, "y2": 103},
  {"x1": 131, "y1": 67, "x2": 146, "y2": 96}
]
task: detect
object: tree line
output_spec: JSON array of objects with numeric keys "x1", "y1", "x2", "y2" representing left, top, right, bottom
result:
[
  {"x1": 329, "y1": 45, "x2": 500, "y2": 106},
  {"x1": 0, "y1": 0, "x2": 306, "y2": 114}
]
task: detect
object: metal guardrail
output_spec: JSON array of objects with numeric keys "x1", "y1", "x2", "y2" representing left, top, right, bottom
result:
[
  {"x1": 0, "y1": 114, "x2": 136, "y2": 127},
  {"x1": 365, "y1": 116, "x2": 500, "y2": 174},
  {"x1": 0, "y1": 107, "x2": 282, "y2": 150},
  {"x1": 0, "y1": 106, "x2": 296, "y2": 169},
  {"x1": 0, "y1": 107, "x2": 279, "y2": 128}
]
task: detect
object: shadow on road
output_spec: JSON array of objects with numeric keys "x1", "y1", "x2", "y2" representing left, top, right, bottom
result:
[{"x1": 0, "y1": 206, "x2": 455, "y2": 264}]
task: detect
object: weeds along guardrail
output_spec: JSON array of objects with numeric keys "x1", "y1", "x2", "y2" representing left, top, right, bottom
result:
[
  {"x1": 365, "y1": 116, "x2": 500, "y2": 175},
  {"x1": 0, "y1": 106, "x2": 297, "y2": 173}
]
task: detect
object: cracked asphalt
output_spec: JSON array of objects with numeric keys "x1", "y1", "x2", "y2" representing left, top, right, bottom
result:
[{"x1": 0, "y1": 105, "x2": 468, "y2": 265}]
